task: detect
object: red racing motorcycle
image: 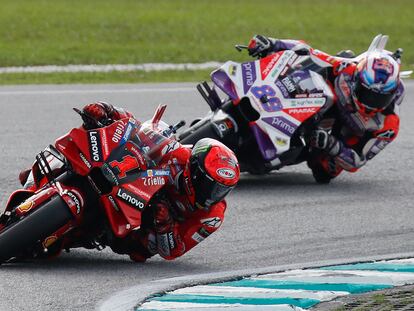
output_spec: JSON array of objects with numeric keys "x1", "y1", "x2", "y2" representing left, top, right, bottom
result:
[{"x1": 0, "y1": 105, "x2": 185, "y2": 263}]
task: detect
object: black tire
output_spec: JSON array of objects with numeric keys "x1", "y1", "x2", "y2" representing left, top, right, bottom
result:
[
  {"x1": 0, "y1": 195, "x2": 73, "y2": 263},
  {"x1": 179, "y1": 122, "x2": 224, "y2": 145}
]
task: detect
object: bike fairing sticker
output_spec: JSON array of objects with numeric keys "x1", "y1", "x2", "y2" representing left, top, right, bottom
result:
[
  {"x1": 88, "y1": 130, "x2": 103, "y2": 162},
  {"x1": 66, "y1": 190, "x2": 84, "y2": 214},
  {"x1": 120, "y1": 121, "x2": 135, "y2": 145},
  {"x1": 241, "y1": 61, "x2": 257, "y2": 94},
  {"x1": 116, "y1": 187, "x2": 145, "y2": 210},
  {"x1": 262, "y1": 116, "x2": 298, "y2": 137}
]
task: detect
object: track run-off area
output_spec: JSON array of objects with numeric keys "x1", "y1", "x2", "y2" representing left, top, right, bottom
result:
[{"x1": 0, "y1": 82, "x2": 413, "y2": 311}]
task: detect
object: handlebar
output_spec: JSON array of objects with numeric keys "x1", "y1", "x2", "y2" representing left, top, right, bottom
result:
[
  {"x1": 73, "y1": 107, "x2": 106, "y2": 128},
  {"x1": 162, "y1": 120, "x2": 186, "y2": 137},
  {"x1": 235, "y1": 44, "x2": 248, "y2": 52}
]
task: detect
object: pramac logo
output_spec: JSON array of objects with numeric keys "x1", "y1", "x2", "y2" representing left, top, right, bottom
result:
[{"x1": 216, "y1": 168, "x2": 236, "y2": 179}]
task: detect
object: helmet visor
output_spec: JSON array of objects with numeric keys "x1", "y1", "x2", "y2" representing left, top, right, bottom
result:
[
  {"x1": 353, "y1": 82, "x2": 394, "y2": 111},
  {"x1": 191, "y1": 161, "x2": 234, "y2": 208}
]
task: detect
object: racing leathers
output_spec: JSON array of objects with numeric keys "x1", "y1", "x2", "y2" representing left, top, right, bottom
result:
[
  {"x1": 21, "y1": 102, "x2": 228, "y2": 262},
  {"x1": 249, "y1": 36, "x2": 405, "y2": 181},
  {"x1": 110, "y1": 145, "x2": 227, "y2": 262}
]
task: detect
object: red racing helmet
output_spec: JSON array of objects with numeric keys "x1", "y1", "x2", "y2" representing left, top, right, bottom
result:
[{"x1": 189, "y1": 138, "x2": 240, "y2": 209}]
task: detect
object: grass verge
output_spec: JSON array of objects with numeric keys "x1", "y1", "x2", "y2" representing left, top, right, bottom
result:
[
  {"x1": 0, "y1": 70, "x2": 213, "y2": 85},
  {"x1": 0, "y1": 0, "x2": 412, "y2": 84}
]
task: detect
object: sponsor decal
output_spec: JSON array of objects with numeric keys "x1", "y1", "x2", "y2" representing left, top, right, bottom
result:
[
  {"x1": 16, "y1": 201, "x2": 34, "y2": 214},
  {"x1": 241, "y1": 61, "x2": 256, "y2": 93},
  {"x1": 193, "y1": 144, "x2": 210, "y2": 155},
  {"x1": 79, "y1": 152, "x2": 92, "y2": 169},
  {"x1": 167, "y1": 232, "x2": 175, "y2": 249},
  {"x1": 143, "y1": 169, "x2": 170, "y2": 177},
  {"x1": 271, "y1": 51, "x2": 295, "y2": 79},
  {"x1": 88, "y1": 131, "x2": 103, "y2": 162},
  {"x1": 228, "y1": 64, "x2": 237, "y2": 76},
  {"x1": 116, "y1": 188, "x2": 145, "y2": 210},
  {"x1": 143, "y1": 176, "x2": 166, "y2": 186},
  {"x1": 275, "y1": 80, "x2": 290, "y2": 98},
  {"x1": 112, "y1": 121, "x2": 126, "y2": 143},
  {"x1": 102, "y1": 164, "x2": 120, "y2": 186},
  {"x1": 288, "y1": 53, "x2": 298, "y2": 65},
  {"x1": 262, "y1": 116, "x2": 297, "y2": 136},
  {"x1": 275, "y1": 137, "x2": 288, "y2": 146},
  {"x1": 125, "y1": 183, "x2": 151, "y2": 201},
  {"x1": 120, "y1": 122, "x2": 134, "y2": 145},
  {"x1": 260, "y1": 53, "x2": 281, "y2": 80},
  {"x1": 161, "y1": 141, "x2": 179, "y2": 155},
  {"x1": 201, "y1": 217, "x2": 222, "y2": 228},
  {"x1": 101, "y1": 128, "x2": 109, "y2": 157},
  {"x1": 280, "y1": 66, "x2": 289, "y2": 76},
  {"x1": 191, "y1": 232, "x2": 205, "y2": 243},
  {"x1": 157, "y1": 233, "x2": 171, "y2": 257},
  {"x1": 287, "y1": 98, "x2": 326, "y2": 108},
  {"x1": 213, "y1": 119, "x2": 234, "y2": 138},
  {"x1": 287, "y1": 107, "x2": 317, "y2": 114},
  {"x1": 216, "y1": 168, "x2": 236, "y2": 180},
  {"x1": 285, "y1": 107, "x2": 318, "y2": 123},
  {"x1": 42, "y1": 235, "x2": 58, "y2": 249},
  {"x1": 66, "y1": 191, "x2": 82, "y2": 214},
  {"x1": 309, "y1": 93, "x2": 324, "y2": 98},
  {"x1": 281, "y1": 76, "x2": 296, "y2": 93},
  {"x1": 107, "y1": 195, "x2": 120, "y2": 212},
  {"x1": 198, "y1": 227, "x2": 211, "y2": 238},
  {"x1": 376, "y1": 129, "x2": 395, "y2": 140}
]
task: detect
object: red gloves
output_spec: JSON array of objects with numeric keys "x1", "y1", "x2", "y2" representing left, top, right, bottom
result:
[
  {"x1": 82, "y1": 102, "x2": 115, "y2": 129},
  {"x1": 154, "y1": 201, "x2": 174, "y2": 234}
]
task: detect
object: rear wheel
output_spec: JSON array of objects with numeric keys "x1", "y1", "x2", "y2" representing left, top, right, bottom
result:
[{"x1": 0, "y1": 196, "x2": 73, "y2": 263}]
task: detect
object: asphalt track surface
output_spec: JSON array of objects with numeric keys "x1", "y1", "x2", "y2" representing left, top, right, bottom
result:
[{"x1": 0, "y1": 82, "x2": 413, "y2": 311}]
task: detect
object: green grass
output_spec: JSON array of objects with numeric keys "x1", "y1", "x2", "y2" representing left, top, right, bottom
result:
[
  {"x1": 0, "y1": 0, "x2": 413, "y2": 83},
  {"x1": 0, "y1": 70, "x2": 213, "y2": 85}
]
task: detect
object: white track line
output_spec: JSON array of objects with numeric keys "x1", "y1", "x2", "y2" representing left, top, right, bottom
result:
[
  {"x1": 0, "y1": 86, "x2": 195, "y2": 96},
  {"x1": 173, "y1": 285, "x2": 347, "y2": 300},
  {"x1": 0, "y1": 62, "x2": 223, "y2": 74},
  {"x1": 138, "y1": 301, "x2": 304, "y2": 310},
  {"x1": 256, "y1": 269, "x2": 414, "y2": 286}
]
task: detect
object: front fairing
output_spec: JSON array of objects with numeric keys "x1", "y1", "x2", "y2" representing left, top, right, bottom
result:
[
  {"x1": 211, "y1": 51, "x2": 333, "y2": 163},
  {"x1": 55, "y1": 119, "x2": 179, "y2": 237}
]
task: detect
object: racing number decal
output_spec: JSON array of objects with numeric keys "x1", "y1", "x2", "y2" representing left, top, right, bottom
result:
[
  {"x1": 251, "y1": 85, "x2": 282, "y2": 112},
  {"x1": 109, "y1": 155, "x2": 140, "y2": 178}
]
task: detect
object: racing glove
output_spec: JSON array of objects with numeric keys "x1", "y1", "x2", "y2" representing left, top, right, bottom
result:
[
  {"x1": 82, "y1": 101, "x2": 116, "y2": 129},
  {"x1": 248, "y1": 35, "x2": 276, "y2": 58},
  {"x1": 309, "y1": 129, "x2": 341, "y2": 156},
  {"x1": 154, "y1": 201, "x2": 174, "y2": 234}
]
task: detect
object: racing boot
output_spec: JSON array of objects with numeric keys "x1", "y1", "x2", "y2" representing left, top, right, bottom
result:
[
  {"x1": 307, "y1": 154, "x2": 341, "y2": 184},
  {"x1": 336, "y1": 49, "x2": 356, "y2": 58},
  {"x1": 109, "y1": 230, "x2": 155, "y2": 263}
]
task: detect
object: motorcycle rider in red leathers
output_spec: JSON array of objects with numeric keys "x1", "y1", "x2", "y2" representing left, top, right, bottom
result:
[
  {"x1": 247, "y1": 35, "x2": 405, "y2": 183},
  {"x1": 21, "y1": 102, "x2": 240, "y2": 262}
]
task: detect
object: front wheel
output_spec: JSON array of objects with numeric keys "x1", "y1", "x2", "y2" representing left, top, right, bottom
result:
[{"x1": 0, "y1": 195, "x2": 73, "y2": 263}]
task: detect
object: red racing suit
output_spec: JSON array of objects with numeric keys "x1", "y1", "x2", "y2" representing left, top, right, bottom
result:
[
  {"x1": 268, "y1": 39, "x2": 405, "y2": 177},
  {"x1": 22, "y1": 105, "x2": 227, "y2": 262},
  {"x1": 138, "y1": 147, "x2": 227, "y2": 261}
]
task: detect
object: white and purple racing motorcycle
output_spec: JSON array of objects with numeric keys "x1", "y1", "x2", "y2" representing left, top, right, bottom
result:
[{"x1": 179, "y1": 46, "x2": 337, "y2": 176}]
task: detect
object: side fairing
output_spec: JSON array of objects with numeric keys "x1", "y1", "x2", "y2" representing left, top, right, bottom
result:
[{"x1": 212, "y1": 51, "x2": 332, "y2": 162}]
